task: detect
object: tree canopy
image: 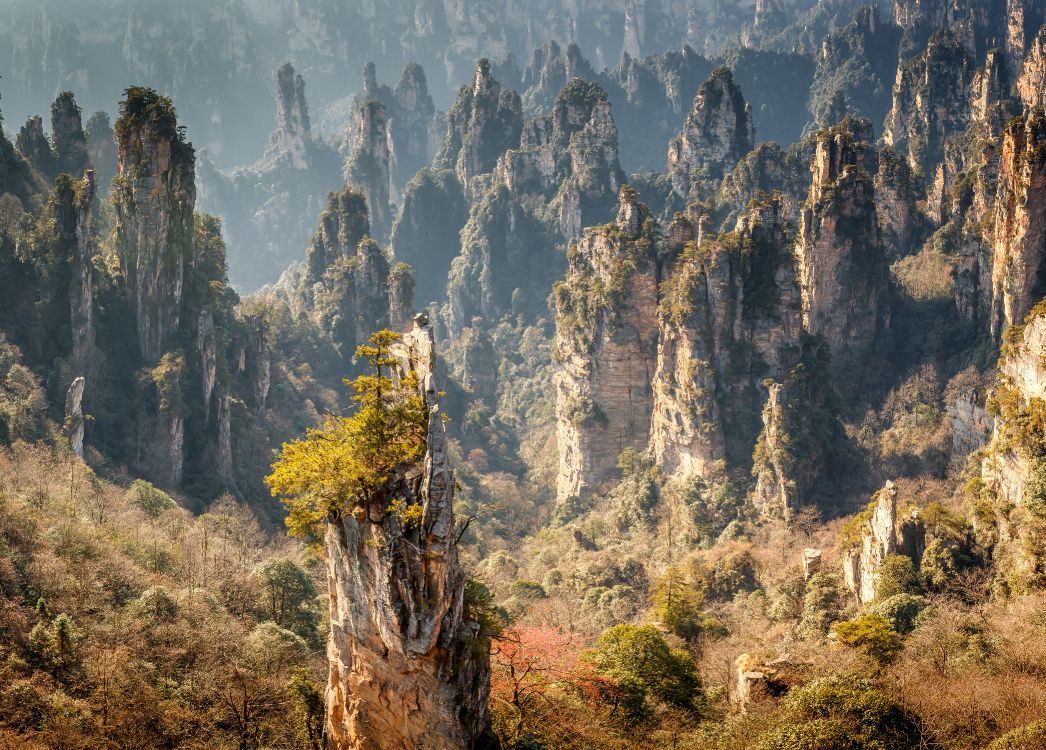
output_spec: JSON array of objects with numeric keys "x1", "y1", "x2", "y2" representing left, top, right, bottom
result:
[{"x1": 266, "y1": 330, "x2": 428, "y2": 541}]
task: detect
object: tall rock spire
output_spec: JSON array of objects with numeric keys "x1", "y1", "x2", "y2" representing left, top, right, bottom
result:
[
  {"x1": 266, "y1": 62, "x2": 312, "y2": 169},
  {"x1": 667, "y1": 66, "x2": 754, "y2": 200},
  {"x1": 112, "y1": 87, "x2": 196, "y2": 364},
  {"x1": 324, "y1": 320, "x2": 495, "y2": 750}
]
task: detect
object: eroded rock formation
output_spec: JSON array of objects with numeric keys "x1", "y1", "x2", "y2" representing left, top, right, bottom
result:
[
  {"x1": 324, "y1": 318, "x2": 494, "y2": 750},
  {"x1": 112, "y1": 88, "x2": 196, "y2": 364},
  {"x1": 842, "y1": 480, "x2": 925, "y2": 604},
  {"x1": 667, "y1": 66, "x2": 754, "y2": 200},
  {"x1": 435, "y1": 59, "x2": 523, "y2": 193},
  {"x1": 988, "y1": 113, "x2": 1046, "y2": 341},
  {"x1": 553, "y1": 187, "x2": 661, "y2": 501},
  {"x1": 795, "y1": 117, "x2": 887, "y2": 378}
]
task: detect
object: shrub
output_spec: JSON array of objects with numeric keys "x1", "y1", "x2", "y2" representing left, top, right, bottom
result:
[
  {"x1": 868, "y1": 593, "x2": 929, "y2": 635},
  {"x1": 876, "y1": 555, "x2": 920, "y2": 600},
  {"x1": 755, "y1": 676, "x2": 928, "y2": 750},
  {"x1": 127, "y1": 479, "x2": 175, "y2": 518},
  {"x1": 987, "y1": 720, "x2": 1046, "y2": 750},
  {"x1": 588, "y1": 624, "x2": 702, "y2": 724},
  {"x1": 833, "y1": 614, "x2": 902, "y2": 665}
]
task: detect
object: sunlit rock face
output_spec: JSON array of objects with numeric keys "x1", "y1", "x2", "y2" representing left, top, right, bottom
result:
[{"x1": 324, "y1": 320, "x2": 495, "y2": 750}]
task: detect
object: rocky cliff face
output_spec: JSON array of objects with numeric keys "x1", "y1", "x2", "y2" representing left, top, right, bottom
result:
[
  {"x1": 520, "y1": 41, "x2": 599, "y2": 114},
  {"x1": 553, "y1": 187, "x2": 662, "y2": 501},
  {"x1": 842, "y1": 480, "x2": 925, "y2": 604},
  {"x1": 112, "y1": 88, "x2": 197, "y2": 364},
  {"x1": 435, "y1": 60, "x2": 523, "y2": 193},
  {"x1": 667, "y1": 66, "x2": 754, "y2": 200},
  {"x1": 970, "y1": 304, "x2": 1046, "y2": 591},
  {"x1": 345, "y1": 99, "x2": 393, "y2": 243},
  {"x1": 390, "y1": 169, "x2": 468, "y2": 308},
  {"x1": 795, "y1": 117, "x2": 887, "y2": 378},
  {"x1": 884, "y1": 28, "x2": 975, "y2": 180},
  {"x1": 50, "y1": 92, "x2": 90, "y2": 179},
  {"x1": 875, "y1": 145, "x2": 924, "y2": 258},
  {"x1": 324, "y1": 319, "x2": 494, "y2": 750},
  {"x1": 988, "y1": 114, "x2": 1046, "y2": 341},
  {"x1": 196, "y1": 63, "x2": 342, "y2": 289},
  {"x1": 84, "y1": 111, "x2": 117, "y2": 197},
  {"x1": 1016, "y1": 25, "x2": 1046, "y2": 112},
  {"x1": 390, "y1": 63, "x2": 437, "y2": 192},
  {"x1": 495, "y1": 78, "x2": 625, "y2": 238},
  {"x1": 266, "y1": 63, "x2": 312, "y2": 170},
  {"x1": 807, "y1": 6, "x2": 901, "y2": 131},
  {"x1": 651, "y1": 194, "x2": 802, "y2": 478},
  {"x1": 299, "y1": 187, "x2": 413, "y2": 358},
  {"x1": 16, "y1": 115, "x2": 57, "y2": 179}
]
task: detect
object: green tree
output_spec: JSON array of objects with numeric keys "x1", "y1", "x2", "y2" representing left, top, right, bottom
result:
[
  {"x1": 127, "y1": 479, "x2": 175, "y2": 518},
  {"x1": 253, "y1": 558, "x2": 319, "y2": 638},
  {"x1": 832, "y1": 614, "x2": 901, "y2": 665},
  {"x1": 266, "y1": 330, "x2": 428, "y2": 541},
  {"x1": 755, "y1": 677, "x2": 928, "y2": 750},
  {"x1": 588, "y1": 624, "x2": 701, "y2": 724},
  {"x1": 649, "y1": 567, "x2": 705, "y2": 640},
  {"x1": 876, "y1": 555, "x2": 920, "y2": 600}
]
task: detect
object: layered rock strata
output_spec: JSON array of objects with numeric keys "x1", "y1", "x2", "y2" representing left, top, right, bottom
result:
[{"x1": 324, "y1": 319, "x2": 494, "y2": 750}]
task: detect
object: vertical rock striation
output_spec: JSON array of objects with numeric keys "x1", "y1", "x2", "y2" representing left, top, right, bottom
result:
[
  {"x1": 324, "y1": 319, "x2": 494, "y2": 750},
  {"x1": 266, "y1": 62, "x2": 312, "y2": 170},
  {"x1": 345, "y1": 99, "x2": 393, "y2": 243},
  {"x1": 553, "y1": 187, "x2": 661, "y2": 501},
  {"x1": 112, "y1": 87, "x2": 196, "y2": 364},
  {"x1": 667, "y1": 66, "x2": 754, "y2": 200},
  {"x1": 989, "y1": 113, "x2": 1046, "y2": 341},
  {"x1": 651, "y1": 194, "x2": 802, "y2": 479},
  {"x1": 795, "y1": 117, "x2": 887, "y2": 378},
  {"x1": 884, "y1": 28, "x2": 974, "y2": 179}
]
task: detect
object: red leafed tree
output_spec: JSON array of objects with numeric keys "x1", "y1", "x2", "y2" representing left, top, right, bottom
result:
[{"x1": 491, "y1": 626, "x2": 591, "y2": 741}]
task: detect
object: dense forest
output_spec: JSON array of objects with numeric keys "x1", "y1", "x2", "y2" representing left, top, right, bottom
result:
[{"x1": 1, "y1": 0, "x2": 1046, "y2": 748}]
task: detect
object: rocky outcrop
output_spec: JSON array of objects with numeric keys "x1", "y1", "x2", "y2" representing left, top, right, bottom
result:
[
  {"x1": 324, "y1": 319, "x2": 494, "y2": 750},
  {"x1": 553, "y1": 187, "x2": 661, "y2": 501},
  {"x1": 112, "y1": 88, "x2": 196, "y2": 364},
  {"x1": 70, "y1": 170, "x2": 96, "y2": 376},
  {"x1": 64, "y1": 376, "x2": 86, "y2": 458},
  {"x1": 651, "y1": 194, "x2": 802, "y2": 478},
  {"x1": 732, "y1": 653, "x2": 809, "y2": 714},
  {"x1": 1016, "y1": 26, "x2": 1046, "y2": 112},
  {"x1": 807, "y1": 6, "x2": 901, "y2": 131},
  {"x1": 301, "y1": 187, "x2": 414, "y2": 358},
  {"x1": 884, "y1": 29, "x2": 974, "y2": 179},
  {"x1": 390, "y1": 169, "x2": 468, "y2": 308},
  {"x1": 443, "y1": 184, "x2": 557, "y2": 334},
  {"x1": 988, "y1": 114, "x2": 1046, "y2": 341},
  {"x1": 667, "y1": 66, "x2": 754, "y2": 200},
  {"x1": 196, "y1": 64, "x2": 342, "y2": 290},
  {"x1": 494, "y1": 78, "x2": 624, "y2": 238},
  {"x1": 795, "y1": 118, "x2": 887, "y2": 377},
  {"x1": 84, "y1": 112, "x2": 118, "y2": 197},
  {"x1": 842, "y1": 481, "x2": 925, "y2": 604},
  {"x1": 345, "y1": 100, "x2": 393, "y2": 243},
  {"x1": 520, "y1": 41, "x2": 598, "y2": 114},
  {"x1": 949, "y1": 387, "x2": 993, "y2": 459},
  {"x1": 390, "y1": 63, "x2": 437, "y2": 191},
  {"x1": 802, "y1": 548, "x2": 822, "y2": 578},
  {"x1": 265, "y1": 63, "x2": 312, "y2": 170},
  {"x1": 875, "y1": 146, "x2": 924, "y2": 258},
  {"x1": 304, "y1": 187, "x2": 372, "y2": 288},
  {"x1": 435, "y1": 59, "x2": 523, "y2": 192},
  {"x1": 715, "y1": 142, "x2": 808, "y2": 229},
  {"x1": 51, "y1": 92, "x2": 90, "y2": 178},
  {"x1": 16, "y1": 115, "x2": 57, "y2": 179}
]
